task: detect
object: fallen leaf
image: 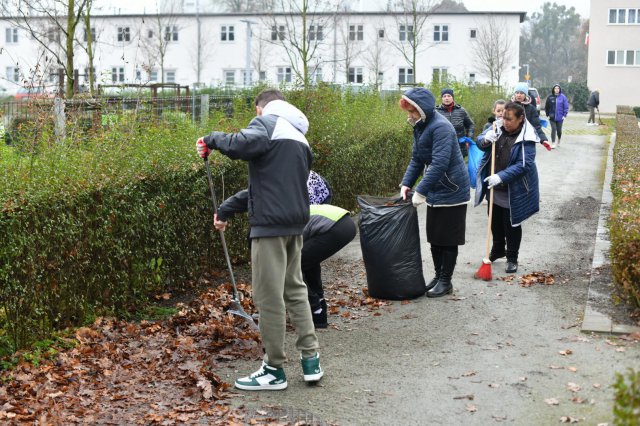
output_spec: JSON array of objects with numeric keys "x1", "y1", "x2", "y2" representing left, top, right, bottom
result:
[
  {"x1": 567, "y1": 382, "x2": 582, "y2": 393},
  {"x1": 559, "y1": 349, "x2": 573, "y2": 356},
  {"x1": 488, "y1": 383, "x2": 500, "y2": 388},
  {"x1": 592, "y1": 383, "x2": 601, "y2": 389},
  {"x1": 560, "y1": 416, "x2": 580, "y2": 423},
  {"x1": 466, "y1": 404, "x2": 477, "y2": 413},
  {"x1": 568, "y1": 367, "x2": 578, "y2": 372},
  {"x1": 462, "y1": 370, "x2": 477, "y2": 377},
  {"x1": 453, "y1": 394, "x2": 475, "y2": 400},
  {"x1": 545, "y1": 398, "x2": 560, "y2": 405}
]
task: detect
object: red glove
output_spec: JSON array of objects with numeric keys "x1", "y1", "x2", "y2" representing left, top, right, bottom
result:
[
  {"x1": 196, "y1": 137, "x2": 210, "y2": 158},
  {"x1": 542, "y1": 140, "x2": 552, "y2": 151}
]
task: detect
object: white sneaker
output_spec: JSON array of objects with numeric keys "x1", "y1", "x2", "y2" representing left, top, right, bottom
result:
[{"x1": 551, "y1": 142, "x2": 557, "y2": 149}]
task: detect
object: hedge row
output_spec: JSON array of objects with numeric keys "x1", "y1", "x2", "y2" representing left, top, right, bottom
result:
[
  {"x1": 0, "y1": 86, "x2": 413, "y2": 352},
  {"x1": 610, "y1": 106, "x2": 640, "y2": 308}
]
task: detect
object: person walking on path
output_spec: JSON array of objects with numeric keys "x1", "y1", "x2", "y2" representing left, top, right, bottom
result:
[
  {"x1": 436, "y1": 88, "x2": 475, "y2": 158},
  {"x1": 196, "y1": 88, "x2": 323, "y2": 391},
  {"x1": 587, "y1": 89, "x2": 600, "y2": 125},
  {"x1": 512, "y1": 82, "x2": 552, "y2": 151},
  {"x1": 399, "y1": 87, "x2": 470, "y2": 298},
  {"x1": 474, "y1": 101, "x2": 540, "y2": 274},
  {"x1": 302, "y1": 204, "x2": 356, "y2": 328},
  {"x1": 544, "y1": 84, "x2": 570, "y2": 149}
]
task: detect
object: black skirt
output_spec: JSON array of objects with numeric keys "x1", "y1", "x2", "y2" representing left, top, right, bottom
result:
[{"x1": 426, "y1": 204, "x2": 467, "y2": 246}]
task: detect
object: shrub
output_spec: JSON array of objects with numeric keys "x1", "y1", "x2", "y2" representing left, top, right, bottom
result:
[
  {"x1": 610, "y1": 109, "x2": 640, "y2": 307},
  {"x1": 613, "y1": 368, "x2": 640, "y2": 425}
]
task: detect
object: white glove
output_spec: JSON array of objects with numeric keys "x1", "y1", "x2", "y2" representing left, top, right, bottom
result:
[
  {"x1": 412, "y1": 191, "x2": 426, "y2": 207},
  {"x1": 484, "y1": 174, "x2": 502, "y2": 189},
  {"x1": 484, "y1": 130, "x2": 498, "y2": 143},
  {"x1": 400, "y1": 185, "x2": 411, "y2": 200}
]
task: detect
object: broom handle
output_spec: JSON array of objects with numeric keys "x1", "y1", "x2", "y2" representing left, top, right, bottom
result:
[{"x1": 485, "y1": 139, "x2": 496, "y2": 259}]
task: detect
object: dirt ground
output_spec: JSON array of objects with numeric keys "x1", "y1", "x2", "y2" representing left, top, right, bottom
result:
[{"x1": 215, "y1": 113, "x2": 640, "y2": 425}]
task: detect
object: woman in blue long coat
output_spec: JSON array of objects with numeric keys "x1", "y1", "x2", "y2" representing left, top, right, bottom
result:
[{"x1": 475, "y1": 102, "x2": 540, "y2": 274}]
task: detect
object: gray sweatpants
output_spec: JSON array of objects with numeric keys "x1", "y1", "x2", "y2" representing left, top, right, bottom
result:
[{"x1": 251, "y1": 235, "x2": 319, "y2": 368}]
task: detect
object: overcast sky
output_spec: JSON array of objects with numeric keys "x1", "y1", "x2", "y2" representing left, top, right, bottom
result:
[{"x1": 97, "y1": 0, "x2": 590, "y2": 19}]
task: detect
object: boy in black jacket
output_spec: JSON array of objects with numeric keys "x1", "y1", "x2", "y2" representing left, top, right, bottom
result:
[{"x1": 196, "y1": 89, "x2": 323, "y2": 391}]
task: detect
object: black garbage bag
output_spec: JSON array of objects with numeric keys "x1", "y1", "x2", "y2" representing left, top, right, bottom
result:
[{"x1": 357, "y1": 195, "x2": 426, "y2": 300}]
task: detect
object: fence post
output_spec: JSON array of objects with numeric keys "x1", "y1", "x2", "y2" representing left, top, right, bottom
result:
[
  {"x1": 200, "y1": 94, "x2": 209, "y2": 125},
  {"x1": 54, "y1": 97, "x2": 66, "y2": 143}
]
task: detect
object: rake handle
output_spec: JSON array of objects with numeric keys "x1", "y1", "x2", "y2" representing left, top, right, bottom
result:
[
  {"x1": 485, "y1": 140, "x2": 496, "y2": 260},
  {"x1": 204, "y1": 157, "x2": 240, "y2": 301}
]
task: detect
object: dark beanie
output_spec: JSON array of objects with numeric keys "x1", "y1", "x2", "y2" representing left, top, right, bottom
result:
[{"x1": 441, "y1": 88, "x2": 454, "y2": 98}]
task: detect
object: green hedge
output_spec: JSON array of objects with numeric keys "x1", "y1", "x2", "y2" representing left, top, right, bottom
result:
[
  {"x1": 0, "y1": 87, "x2": 413, "y2": 353},
  {"x1": 613, "y1": 368, "x2": 640, "y2": 424},
  {"x1": 610, "y1": 106, "x2": 640, "y2": 308}
]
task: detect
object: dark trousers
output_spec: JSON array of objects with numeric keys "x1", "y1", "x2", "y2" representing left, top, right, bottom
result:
[
  {"x1": 550, "y1": 119, "x2": 563, "y2": 142},
  {"x1": 301, "y1": 215, "x2": 356, "y2": 310},
  {"x1": 489, "y1": 204, "x2": 522, "y2": 262}
]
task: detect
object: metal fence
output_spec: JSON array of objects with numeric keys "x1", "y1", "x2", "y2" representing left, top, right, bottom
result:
[{"x1": 0, "y1": 94, "x2": 240, "y2": 145}]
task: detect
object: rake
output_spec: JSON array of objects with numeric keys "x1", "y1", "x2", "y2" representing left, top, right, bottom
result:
[{"x1": 203, "y1": 157, "x2": 259, "y2": 330}]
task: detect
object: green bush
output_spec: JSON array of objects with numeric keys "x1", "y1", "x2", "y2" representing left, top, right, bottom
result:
[
  {"x1": 613, "y1": 368, "x2": 640, "y2": 425},
  {"x1": 633, "y1": 107, "x2": 640, "y2": 119},
  {"x1": 610, "y1": 110, "x2": 640, "y2": 308}
]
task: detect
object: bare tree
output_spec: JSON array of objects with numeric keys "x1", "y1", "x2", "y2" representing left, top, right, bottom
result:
[
  {"x1": 1, "y1": 0, "x2": 89, "y2": 98},
  {"x1": 79, "y1": 0, "x2": 96, "y2": 96},
  {"x1": 137, "y1": 0, "x2": 180, "y2": 84},
  {"x1": 263, "y1": 0, "x2": 335, "y2": 89},
  {"x1": 251, "y1": 26, "x2": 272, "y2": 84},
  {"x1": 336, "y1": 17, "x2": 366, "y2": 83},
  {"x1": 472, "y1": 15, "x2": 513, "y2": 87},
  {"x1": 363, "y1": 29, "x2": 388, "y2": 88},
  {"x1": 222, "y1": 0, "x2": 275, "y2": 12},
  {"x1": 386, "y1": 0, "x2": 435, "y2": 83}
]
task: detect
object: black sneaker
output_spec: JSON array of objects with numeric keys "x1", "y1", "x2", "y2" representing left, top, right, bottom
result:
[
  {"x1": 312, "y1": 300, "x2": 328, "y2": 329},
  {"x1": 505, "y1": 261, "x2": 518, "y2": 274}
]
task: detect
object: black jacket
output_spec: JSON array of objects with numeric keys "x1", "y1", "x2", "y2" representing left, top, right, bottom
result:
[
  {"x1": 435, "y1": 103, "x2": 475, "y2": 138},
  {"x1": 587, "y1": 91, "x2": 600, "y2": 108},
  {"x1": 204, "y1": 100, "x2": 313, "y2": 238}
]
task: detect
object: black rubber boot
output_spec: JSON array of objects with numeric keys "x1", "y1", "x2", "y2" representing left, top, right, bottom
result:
[
  {"x1": 427, "y1": 247, "x2": 456, "y2": 298},
  {"x1": 426, "y1": 246, "x2": 443, "y2": 292},
  {"x1": 312, "y1": 299, "x2": 328, "y2": 329}
]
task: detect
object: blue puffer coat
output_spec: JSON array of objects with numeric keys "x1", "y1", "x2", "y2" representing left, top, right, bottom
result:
[
  {"x1": 400, "y1": 88, "x2": 470, "y2": 206},
  {"x1": 474, "y1": 119, "x2": 540, "y2": 226}
]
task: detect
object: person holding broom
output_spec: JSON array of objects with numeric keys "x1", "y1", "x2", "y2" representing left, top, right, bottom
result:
[
  {"x1": 196, "y1": 88, "x2": 323, "y2": 391},
  {"x1": 398, "y1": 87, "x2": 470, "y2": 298},
  {"x1": 474, "y1": 101, "x2": 540, "y2": 274}
]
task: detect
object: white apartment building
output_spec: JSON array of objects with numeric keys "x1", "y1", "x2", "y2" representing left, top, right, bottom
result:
[
  {"x1": 1, "y1": 10, "x2": 525, "y2": 95},
  {"x1": 587, "y1": 1, "x2": 640, "y2": 113}
]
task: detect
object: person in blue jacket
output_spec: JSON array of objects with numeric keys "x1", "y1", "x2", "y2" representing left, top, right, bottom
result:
[
  {"x1": 398, "y1": 87, "x2": 470, "y2": 298},
  {"x1": 302, "y1": 204, "x2": 356, "y2": 328},
  {"x1": 475, "y1": 101, "x2": 540, "y2": 274},
  {"x1": 544, "y1": 84, "x2": 569, "y2": 149}
]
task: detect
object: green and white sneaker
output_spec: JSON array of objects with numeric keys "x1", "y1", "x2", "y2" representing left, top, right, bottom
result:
[
  {"x1": 234, "y1": 362, "x2": 287, "y2": 391},
  {"x1": 301, "y1": 352, "x2": 324, "y2": 382}
]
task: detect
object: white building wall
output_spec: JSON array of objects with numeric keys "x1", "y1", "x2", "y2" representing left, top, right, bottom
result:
[{"x1": 0, "y1": 11, "x2": 524, "y2": 95}]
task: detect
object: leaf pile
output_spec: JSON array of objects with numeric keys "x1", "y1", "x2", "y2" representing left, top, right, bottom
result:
[{"x1": 0, "y1": 283, "x2": 262, "y2": 425}]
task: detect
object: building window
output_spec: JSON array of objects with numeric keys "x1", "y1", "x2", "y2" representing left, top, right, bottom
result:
[
  {"x1": 377, "y1": 71, "x2": 384, "y2": 84},
  {"x1": 165, "y1": 70, "x2": 176, "y2": 83},
  {"x1": 311, "y1": 66, "x2": 323, "y2": 83},
  {"x1": 117, "y1": 27, "x2": 130, "y2": 42},
  {"x1": 148, "y1": 29, "x2": 154, "y2": 38},
  {"x1": 221, "y1": 25, "x2": 234, "y2": 41},
  {"x1": 398, "y1": 67, "x2": 414, "y2": 84},
  {"x1": 277, "y1": 66, "x2": 292, "y2": 83},
  {"x1": 348, "y1": 67, "x2": 363, "y2": 83},
  {"x1": 135, "y1": 69, "x2": 141, "y2": 80},
  {"x1": 165, "y1": 26, "x2": 178, "y2": 41},
  {"x1": 111, "y1": 67, "x2": 125, "y2": 83},
  {"x1": 470, "y1": 29, "x2": 477, "y2": 39},
  {"x1": 399, "y1": 24, "x2": 413, "y2": 41},
  {"x1": 83, "y1": 27, "x2": 96, "y2": 42},
  {"x1": 259, "y1": 71, "x2": 267, "y2": 81},
  {"x1": 149, "y1": 69, "x2": 158, "y2": 81},
  {"x1": 47, "y1": 27, "x2": 61, "y2": 43},
  {"x1": 308, "y1": 25, "x2": 323, "y2": 41},
  {"x1": 223, "y1": 70, "x2": 235, "y2": 85},
  {"x1": 6, "y1": 66, "x2": 19, "y2": 82},
  {"x1": 607, "y1": 49, "x2": 640, "y2": 66},
  {"x1": 378, "y1": 29, "x2": 385, "y2": 38},
  {"x1": 432, "y1": 67, "x2": 448, "y2": 83},
  {"x1": 271, "y1": 25, "x2": 285, "y2": 41},
  {"x1": 469, "y1": 73, "x2": 476, "y2": 83},
  {"x1": 609, "y1": 8, "x2": 640, "y2": 24},
  {"x1": 83, "y1": 67, "x2": 95, "y2": 83},
  {"x1": 434, "y1": 25, "x2": 449, "y2": 42},
  {"x1": 349, "y1": 24, "x2": 363, "y2": 41},
  {"x1": 5, "y1": 28, "x2": 18, "y2": 43}
]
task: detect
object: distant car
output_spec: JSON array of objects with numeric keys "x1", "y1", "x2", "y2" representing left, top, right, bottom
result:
[
  {"x1": 528, "y1": 87, "x2": 541, "y2": 112},
  {"x1": 14, "y1": 86, "x2": 54, "y2": 100}
]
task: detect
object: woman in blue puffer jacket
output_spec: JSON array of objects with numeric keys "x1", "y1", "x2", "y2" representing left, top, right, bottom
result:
[
  {"x1": 399, "y1": 87, "x2": 470, "y2": 298},
  {"x1": 475, "y1": 101, "x2": 540, "y2": 274}
]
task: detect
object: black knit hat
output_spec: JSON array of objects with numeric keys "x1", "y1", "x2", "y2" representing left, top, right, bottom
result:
[{"x1": 441, "y1": 88, "x2": 454, "y2": 98}]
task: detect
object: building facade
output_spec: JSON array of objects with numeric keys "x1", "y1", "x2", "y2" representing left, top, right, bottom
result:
[
  {"x1": 1, "y1": 10, "x2": 525, "y2": 96},
  {"x1": 587, "y1": 0, "x2": 640, "y2": 113}
]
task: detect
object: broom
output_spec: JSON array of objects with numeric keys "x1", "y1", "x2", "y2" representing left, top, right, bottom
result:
[{"x1": 474, "y1": 138, "x2": 496, "y2": 281}]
